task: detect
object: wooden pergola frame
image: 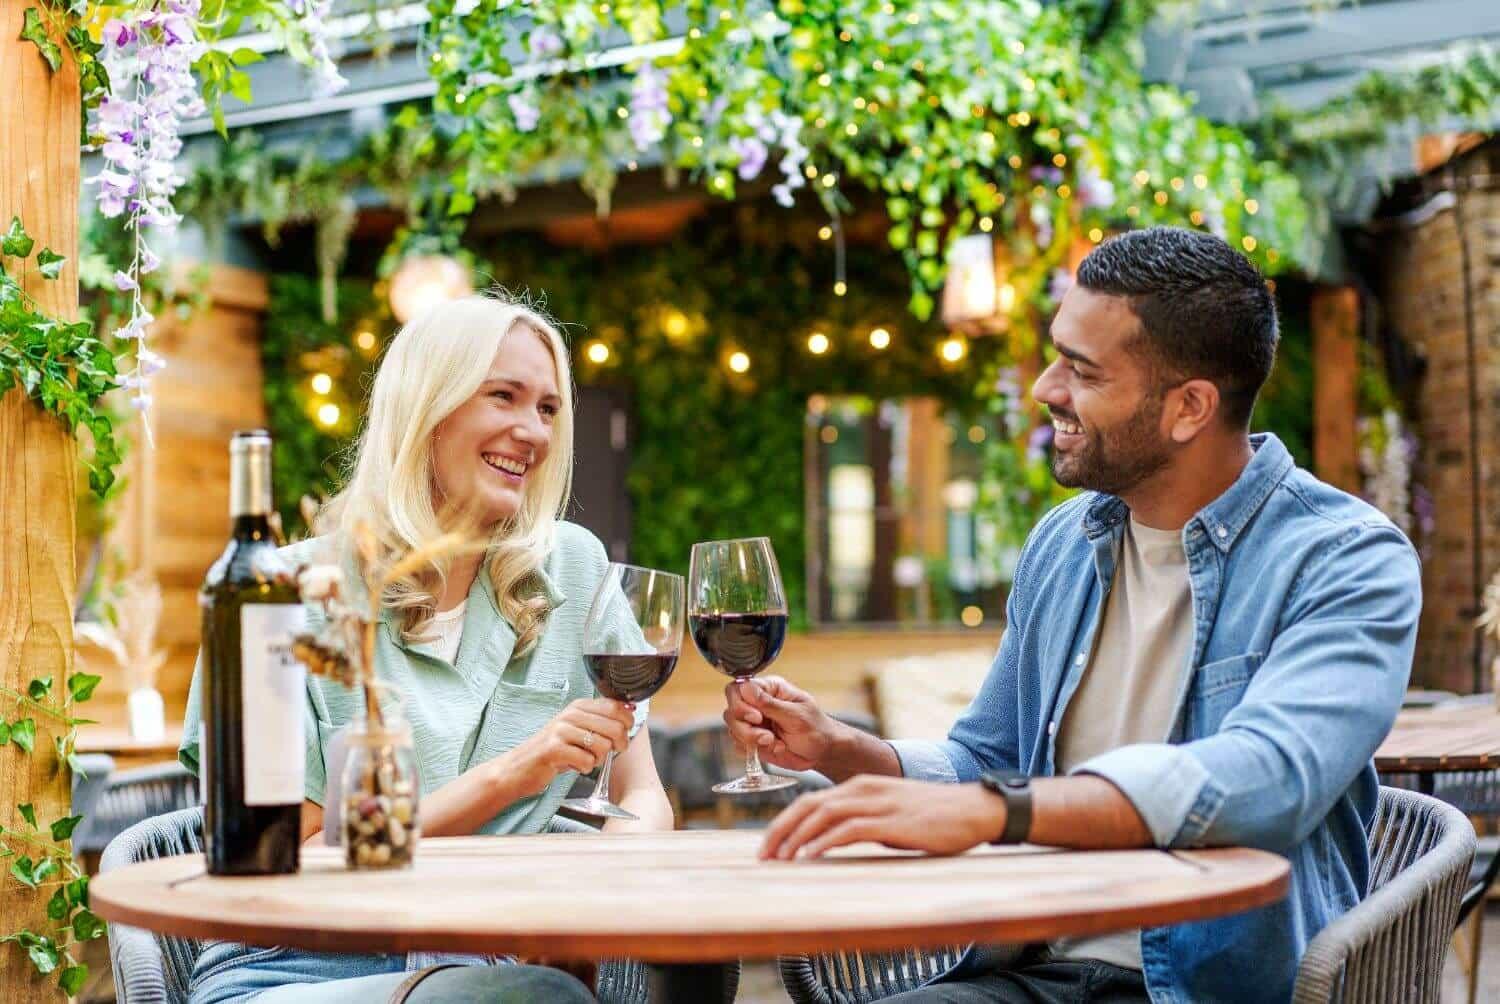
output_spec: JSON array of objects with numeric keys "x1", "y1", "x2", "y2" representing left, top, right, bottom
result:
[{"x1": 1, "y1": 0, "x2": 79, "y2": 994}]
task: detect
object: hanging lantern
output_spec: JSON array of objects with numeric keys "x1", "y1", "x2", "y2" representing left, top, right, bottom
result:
[
  {"x1": 940, "y1": 234, "x2": 1014, "y2": 335},
  {"x1": 389, "y1": 255, "x2": 474, "y2": 324}
]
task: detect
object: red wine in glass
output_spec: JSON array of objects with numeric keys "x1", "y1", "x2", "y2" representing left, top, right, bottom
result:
[
  {"x1": 585, "y1": 652, "x2": 679, "y2": 704},
  {"x1": 688, "y1": 537, "x2": 797, "y2": 795},
  {"x1": 689, "y1": 613, "x2": 788, "y2": 680},
  {"x1": 561, "y1": 563, "x2": 683, "y2": 821}
]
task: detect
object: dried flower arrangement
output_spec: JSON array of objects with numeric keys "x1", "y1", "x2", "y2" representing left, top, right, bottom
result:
[
  {"x1": 75, "y1": 570, "x2": 169, "y2": 739},
  {"x1": 291, "y1": 519, "x2": 485, "y2": 868}
]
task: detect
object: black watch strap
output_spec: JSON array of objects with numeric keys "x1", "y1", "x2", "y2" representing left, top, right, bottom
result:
[{"x1": 979, "y1": 770, "x2": 1033, "y2": 845}]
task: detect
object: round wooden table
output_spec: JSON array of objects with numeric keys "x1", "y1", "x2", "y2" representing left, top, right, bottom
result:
[{"x1": 93, "y1": 829, "x2": 1289, "y2": 1001}]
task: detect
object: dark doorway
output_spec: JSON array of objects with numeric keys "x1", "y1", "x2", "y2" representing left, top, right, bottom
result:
[{"x1": 569, "y1": 386, "x2": 633, "y2": 563}]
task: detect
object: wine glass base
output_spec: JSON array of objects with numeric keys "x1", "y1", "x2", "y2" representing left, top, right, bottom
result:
[
  {"x1": 712, "y1": 773, "x2": 799, "y2": 795},
  {"x1": 559, "y1": 797, "x2": 639, "y2": 821}
]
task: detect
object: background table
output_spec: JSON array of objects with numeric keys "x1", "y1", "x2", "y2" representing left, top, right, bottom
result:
[
  {"x1": 1375, "y1": 702, "x2": 1500, "y2": 790},
  {"x1": 93, "y1": 829, "x2": 1288, "y2": 1000}
]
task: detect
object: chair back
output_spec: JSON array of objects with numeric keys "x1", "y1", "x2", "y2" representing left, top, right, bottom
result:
[
  {"x1": 779, "y1": 943, "x2": 970, "y2": 1004},
  {"x1": 1293, "y1": 785, "x2": 1475, "y2": 1003},
  {"x1": 101, "y1": 806, "x2": 206, "y2": 1004}
]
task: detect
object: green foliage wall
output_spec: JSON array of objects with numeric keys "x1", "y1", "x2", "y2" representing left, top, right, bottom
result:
[
  {"x1": 263, "y1": 210, "x2": 1317, "y2": 631},
  {"x1": 261, "y1": 208, "x2": 997, "y2": 623}
]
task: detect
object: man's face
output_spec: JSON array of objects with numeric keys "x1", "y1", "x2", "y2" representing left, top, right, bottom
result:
[{"x1": 1031, "y1": 286, "x2": 1175, "y2": 495}]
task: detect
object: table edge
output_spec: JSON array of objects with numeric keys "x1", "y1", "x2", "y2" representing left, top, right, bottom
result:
[{"x1": 91, "y1": 850, "x2": 1291, "y2": 963}]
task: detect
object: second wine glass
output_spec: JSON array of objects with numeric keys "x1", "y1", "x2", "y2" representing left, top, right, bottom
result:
[
  {"x1": 560, "y1": 564, "x2": 683, "y2": 821},
  {"x1": 688, "y1": 537, "x2": 797, "y2": 795}
]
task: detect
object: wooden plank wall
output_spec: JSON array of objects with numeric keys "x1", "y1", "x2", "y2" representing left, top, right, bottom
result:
[{"x1": 84, "y1": 266, "x2": 270, "y2": 729}]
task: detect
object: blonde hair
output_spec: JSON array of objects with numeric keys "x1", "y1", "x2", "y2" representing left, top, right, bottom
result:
[{"x1": 317, "y1": 291, "x2": 575, "y2": 656}]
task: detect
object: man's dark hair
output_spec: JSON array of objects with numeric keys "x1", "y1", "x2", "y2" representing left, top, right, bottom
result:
[{"x1": 1076, "y1": 227, "x2": 1278, "y2": 428}]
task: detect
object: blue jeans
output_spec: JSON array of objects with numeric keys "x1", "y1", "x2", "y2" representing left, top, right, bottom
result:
[{"x1": 189, "y1": 942, "x2": 592, "y2": 1003}]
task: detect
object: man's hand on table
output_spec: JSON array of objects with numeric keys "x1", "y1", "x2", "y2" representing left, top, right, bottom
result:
[{"x1": 759, "y1": 776, "x2": 1006, "y2": 860}]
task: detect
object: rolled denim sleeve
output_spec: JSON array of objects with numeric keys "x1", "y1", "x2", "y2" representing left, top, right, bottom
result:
[
  {"x1": 1076, "y1": 524, "x2": 1420, "y2": 851},
  {"x1": 890, "y1": 576, "x2": 1029, "y2": 784}
]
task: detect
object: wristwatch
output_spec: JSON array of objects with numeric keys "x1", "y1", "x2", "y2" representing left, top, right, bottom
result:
[{"x1": 978, "y1": 770, "x2": 1033, "y2": 845}]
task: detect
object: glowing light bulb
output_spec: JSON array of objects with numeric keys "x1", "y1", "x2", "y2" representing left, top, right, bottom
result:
[
  {"x1": 869, "y1": 327, "x2": 891, "y2": 350},
  {"x1": 808, "y1": 332, "x2": 830, "y2": 355},
  {"x1": 728, "y1": 351, "x2": 751, "y2": 373},
  {"x1": 316, "y1": 403, "x2": 340, "y2": 427},
  {"x1": 586, "y1": 341, "x2": 610, "y2": 364}
]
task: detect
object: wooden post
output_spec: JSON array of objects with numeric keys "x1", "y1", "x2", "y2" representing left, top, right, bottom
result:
[
  {"x1": 0, "y1": 1, "x2": 80, "y2": 994},
  {"x1": 1312, "y1": 286, "x2": 1361, "y2": 494}
]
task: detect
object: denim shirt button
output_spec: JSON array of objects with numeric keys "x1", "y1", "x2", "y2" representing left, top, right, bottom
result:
[
  {"x1": 1047, "y1": 721, "x2": 1057, "y2": 737},
  {"x1": 1074, "y1": 653, "x2": 1086, "y2": 666},
  {"x1": 1216, "y1": 527, "x2": 1228, "y2": 539}
]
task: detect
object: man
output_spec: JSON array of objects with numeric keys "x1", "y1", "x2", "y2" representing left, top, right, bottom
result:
[{"x1": 727, "y1": 227, "x2": 1420, "y2": 1003}]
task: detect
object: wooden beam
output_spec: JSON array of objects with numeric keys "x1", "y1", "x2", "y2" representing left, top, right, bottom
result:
[
  {"x1": 0, "y1": 0, "x2": 80, "y2": 995},
  {"x1": 1311, "y1": 285, "x2": 1361, "y2": 494}
]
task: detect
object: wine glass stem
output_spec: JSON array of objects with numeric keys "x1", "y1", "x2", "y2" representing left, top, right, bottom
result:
[
  {"x1": 744, "y1": 745, "x2": 767, "y2": 782},
  {"x1": 590, "y1": 750, "x2": 617, "y2": 804}
]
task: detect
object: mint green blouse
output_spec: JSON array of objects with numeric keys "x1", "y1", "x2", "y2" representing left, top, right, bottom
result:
[{"x1": 179, "y1": 521, "x2": 648, "y2": 836}]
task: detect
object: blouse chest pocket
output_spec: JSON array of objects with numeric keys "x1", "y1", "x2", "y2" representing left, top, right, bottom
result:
[
  {"x1": 1184, "y1": 652, "x2": 1263, "y2": 737},
  {"x1": 467, "y1": 678, "x2": 572, "y2": 767}
]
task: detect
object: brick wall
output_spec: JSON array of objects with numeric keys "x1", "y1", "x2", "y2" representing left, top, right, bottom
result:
[{"x1": 1376, "y1": 143, "x2": 1500, "y2": 692}]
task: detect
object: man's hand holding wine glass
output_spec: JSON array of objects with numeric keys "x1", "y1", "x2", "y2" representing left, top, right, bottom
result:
[{"x1": 722, "y1": 676, "x2": 840, "y2": 773}]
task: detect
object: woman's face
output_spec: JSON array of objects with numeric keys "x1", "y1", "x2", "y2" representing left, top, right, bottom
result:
[{"x1": 430, "y1": 325, "x2": 562, "y2": 527}]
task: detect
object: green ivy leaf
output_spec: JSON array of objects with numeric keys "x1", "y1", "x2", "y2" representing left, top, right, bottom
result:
[
  {"x1": 27, "y1": 676, "x2": 52, "y2": 701},
  {"x1": 49, "y1": 814, "x2": 82, "y2": 842},
  {"x1": 11, "y1": 718, "x2": 36, "y2": 754},
  {"x1": 18, "y1": 803, "x2": 37, "y2": 829},
  {"x1": 66, "y1": 752, "x2": 87, "y2": 776},
  {"x1": 67, "y1": 876, "x2": 88, "y2": 907},
  {"x1": 27, "y1": 938, "x2": 58, "y2": 974},
  {"x1": 0, "y1": 720, "x2": 9, "y2": 745},
  {"x1": 33, "y1": 857, "x2": 58, "y2": 883},
  {"x1": 447, "y1": 190, "x2": 476, "y2": 217},
  {"x1": 1, "y1": 216, "x2": 35, "y2": 258},
  {"x1": 19, "y1": 9, "x2": 62, "y2": 73},
  {"x1": 36, "y1": 248, "x2": 65, "y2": 279},
  {"x1": 60, "y1": 964, "x2": 89, "y2": 996},
  {"x1": 10, "y1": 856, "x2": 37, "y2": 888},
  {"x1": 66, "y1": 672, "x2": 101, "y2": 703},
  {"x1": 71, "y1": 908, "x2": 106, "y2": 941},
  {"x1": 46, "y1": 887, "x2": 68, "y2": 921},
  {"x1": 230, "y1": 47, "x2": 263, "y2": 65}
]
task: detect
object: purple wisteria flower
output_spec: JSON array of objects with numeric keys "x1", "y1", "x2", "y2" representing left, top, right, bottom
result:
[
  {"x1": 1048, "y1": 267, "x2": 1074, "y2": 303},
  {"x1": 89, "y1": 0, "x2": 212, "y2": 413},
  {"x1": 729, "y1": 136, "x2": 768, "y2": 180},
  {"x1": 528, "y1": 27, "x2": 563, "y2": 58},
  {"x1": 629, "y1": 64, "x2": 671, "y2": 150},
  {"x1": 1077, "y1": 164, "x2": 1116, "y2": 209},
  {"x1": 1030, "y1": 201, "x2": 1054, "y2": 249},
  {"x1": 508, "y1": 92, "x2": 541, "y2": 132},
  {"x1": 1026, "y1": 423, "x2": 1054, "y2": 462}
]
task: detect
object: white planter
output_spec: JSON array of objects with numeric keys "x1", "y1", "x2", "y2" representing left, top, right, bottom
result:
[{"x1": 127, "y1": 687, "x2": 166, "y2": 743}]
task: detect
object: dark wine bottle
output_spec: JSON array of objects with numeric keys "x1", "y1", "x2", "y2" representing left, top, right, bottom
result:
[{"x1": 200, "y1": 430, "x2": 305, "y2": 875}]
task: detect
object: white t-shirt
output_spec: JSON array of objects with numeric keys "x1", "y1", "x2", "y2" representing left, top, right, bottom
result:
[
  {"x1": 422, "y1": 601, "x2": 468, "y2": 664},
  {"x1": 1051, "y1": 517, "x2": 1195, "y2": 970}
]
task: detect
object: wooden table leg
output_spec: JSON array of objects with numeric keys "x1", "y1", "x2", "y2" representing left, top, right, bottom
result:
[{"x1": 646, "y1": 962, "x2": 735, "y2": 1003}]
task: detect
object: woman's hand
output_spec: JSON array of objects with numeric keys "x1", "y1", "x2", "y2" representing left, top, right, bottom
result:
[{"x1": 498, "y1": 698, "x2": 636, "y2": 798}]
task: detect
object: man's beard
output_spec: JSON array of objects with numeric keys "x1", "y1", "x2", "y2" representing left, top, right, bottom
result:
[{"x1": 1049, "y1": 398, "x2": 1173, "y2": 496}]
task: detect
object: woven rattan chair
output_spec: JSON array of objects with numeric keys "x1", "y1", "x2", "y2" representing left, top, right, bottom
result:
[
  {"x1": 102, "y1": 806, "x2": 738, "y2": 1003},
  {"x1": 74, "y1": 761, "x2": 199, "y2": 858},
  {"x1": 778, "y1": 787, "x2": 1473, "y2": 1004}
]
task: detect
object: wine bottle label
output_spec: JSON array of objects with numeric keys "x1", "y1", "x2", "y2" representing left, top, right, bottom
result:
[{"x1": 240, "y1": 604, "x2": 308, "y2": 805}]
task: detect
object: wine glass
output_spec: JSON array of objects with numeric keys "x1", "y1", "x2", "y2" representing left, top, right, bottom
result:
[
  {"x1": 561, "y1": 563, "x2": 683, "y2": 821},
  {"x1": 688, "y1": 537, "x2": 796, "y2": 795}
]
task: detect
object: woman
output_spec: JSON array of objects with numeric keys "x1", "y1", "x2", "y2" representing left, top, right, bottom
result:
[{"x1": 179, "y1": 292, "x2": 674, "y2": 1002}]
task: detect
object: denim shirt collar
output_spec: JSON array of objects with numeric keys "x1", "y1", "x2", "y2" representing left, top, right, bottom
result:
[{"x1": 1081, "y1": 433, "x2": 1293, "y2": 553}]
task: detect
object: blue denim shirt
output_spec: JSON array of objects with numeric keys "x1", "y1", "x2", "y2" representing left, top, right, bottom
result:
[{"x1": 890, "y1": 434, "x2": 1421, "y2": 1003}]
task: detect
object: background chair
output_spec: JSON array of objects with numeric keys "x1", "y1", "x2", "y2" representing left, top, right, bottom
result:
[
  {"x1": 73, "y1": 761, "x2": 199, "y2": 860},
  {"x1": 778, "y1": 787, "x2": 1474, "y2": 1004},
  {"x1": 662, "y1": 713, "x2": 876, "y2": 829},
  {"x1": 102, "y1": 806, "x2": 735, "y2": 1004}
]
